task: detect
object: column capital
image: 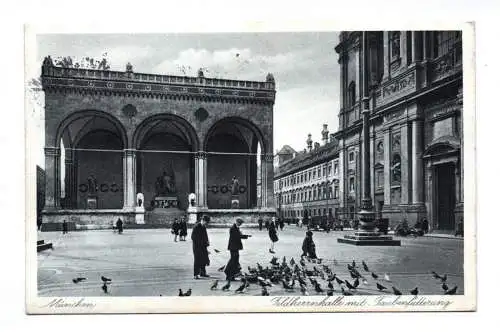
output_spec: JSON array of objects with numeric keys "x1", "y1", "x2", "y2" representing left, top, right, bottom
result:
[
  {"x1": 261, "y1": 153, "x2": 274, "y2": 162},
  {"x1": 123, "y1": 149, "x2": 137, "y2": 157},
  {"x1": 44, "y1": 147, "x2": 60, "y2": 156},
  {"x1": 195, "y1": 151, "x2": 207, "y2": 160}
]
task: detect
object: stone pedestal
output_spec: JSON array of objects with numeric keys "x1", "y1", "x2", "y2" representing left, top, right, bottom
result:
[
  {"x1": 135, "y1": 206, "x2": 145, "y2": 224},
  {"x1": 187, "y1": 207, "x2": 199, "y2": 225},
  {"x1": 87, "y1": 196, "x2": 97, "y2": 209},
  {"x1": 153, "y1": 196, "x2": 179, "y2": 209}
]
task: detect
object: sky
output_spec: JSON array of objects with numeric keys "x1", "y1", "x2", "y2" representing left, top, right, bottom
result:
[{"x1": 31, "y1": 32, "x2": 341, "y2": 164}]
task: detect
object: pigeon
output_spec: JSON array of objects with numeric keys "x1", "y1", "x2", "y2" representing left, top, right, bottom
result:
[
  {"x1": 353, "y1": 278, "x2": 360, "y2": 289},
  {"x1": 442, "y1": 283, "x2": 449, "y2": 291},
  {"x1": 101, "y1": 283, "x2": 108, "y2": 294},
  {"x1": 184, "y1": 289, "x2": 192, "y2": 296},
  {"x1": 317, "y1": 258, "x2": 323, "y2": 264},
  {"x1": 392, "y1": 286, "x2": 402, "y2": 295},
  {"x1": 101, "y1": 276, "x2": 112, "y2": 283},
  {"x1": 290, "y1": 258, "x2": 296, "y2": 266},
  {"x1": 214, "y1": 249, "x2": 220, "y2": 253},
  {"x1": 210, "y1": 280, "x2": 219, "y2": 290},
  {"x1": 222, "y1": 281, "x2": 231, "y2": 291},
  {"x1": 445, "y1": 286, "x2": 458, "y2": 295},
  {"x1": 440, "y1": 274, "x2": 448, "y2": 283},
  {"x1": 376, "y1": 283, "x2": 387, "y2": 291},
  {"x1": 362, "y1": 261, "x2": 370, "y2": 272},
  {"x1": 327, "y1": 289, "x2": 334, "y2": 296},
  {"x1": 300, "y1": 284, "x2": 308, "y2": 295},
  {"x1": 352, "y1": 260, "x2": 356, "y2": 268},
  {"x1": 235, "y1": 282, "x2": 247, "y2": 293},
  {"x1": 347, "y1": 263, "x2": 353, "y2": 271},
  {"x1": 218, "y1": 265, "x2": 226, "y2": 272},
  {"x1": 431, "y1": 271, "x2": 441, "y2": 279},
  {"x1": 341, "y1": 286, "x2": 353, "y2": 296},
  {"x1": 371, "y1": 272, "x2": 379, "y2": 280},
  {"x1": 72, "y1": 277, "x2": 87, "y2": 284},
  {"x1": 328, "y1": 280, "x2": 334, "y2": 289},
  {"x1": 335, "y1": 277, "x2": 344, "y2": 285},
  {"x1": 261, "y1": 286, "x2": 269, "y2": 296},
  {"x1": 410, "y1": 287, "x2": 419, "y2": 295},
  {"x1": 350, "y1": 270, "x2": 359, "y2": 279},
  {"x1": 384, "y1": 273, "x2": 391, "y2": 282},
  {"x1": 178, "y1": 289, "x2": 185, "y2": 296},
  {"x1": 314, "y1": 283, "x2": 324, "y2": 293},
  {"x1": 345, "y1": 280, "x2": 356, "y2": 290},
  {"x1": 282, "y1": 280, "x2": 293, "y2": 290}
]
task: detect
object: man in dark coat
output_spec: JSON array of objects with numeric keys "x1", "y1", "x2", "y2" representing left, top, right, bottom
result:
[
  {"x1": 224, "y1": 218, "x2": 251, "y2": 281},
  {"x1": 191, "y1": 215, "x2": 210, "y2": 279},
  {"x1": 116, "y1": 218, "x2": 123, "y2": 234}
]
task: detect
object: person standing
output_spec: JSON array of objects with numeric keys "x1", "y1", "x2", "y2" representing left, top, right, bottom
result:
[
  {"x1": 116, "y1": 218, "x2": 123, "y2": 234},
  {"x1": 191, "y1": 215, "x2": 210, "y2": 279},
  {"x1": 179, "y1": 217, "x2": 188, "y2": 241},
  {"x1": 172, "y1": 218, "x2": 180, "y2": 242},
  {"x1": 279, "y1": 217, "x2": 285, "y2": 231},
  {"x1": 301, "y1": 231, "x2": 317, "y2": 259},
  {"x1": 62, "y1": 219, "x2": 68, "y2": 234},
  {"x1": 258, "y1": 218, "x2": 263, "y2": 231},
  {"x1": 224, "y1": 218, "x2": 251, "y2": 281},
  {"x1": 268, "y1": 220, "x2": 279, "y2": 254}
]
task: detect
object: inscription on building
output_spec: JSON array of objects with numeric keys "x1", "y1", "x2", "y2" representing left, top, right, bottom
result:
[{"x1": 380, "y1": 71, "x2": 416, "y2": 105}]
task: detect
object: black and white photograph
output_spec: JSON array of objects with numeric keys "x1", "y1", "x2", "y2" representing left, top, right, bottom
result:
[{"x1": 24, "y1": 23, "x2": 475, "y2": 313}]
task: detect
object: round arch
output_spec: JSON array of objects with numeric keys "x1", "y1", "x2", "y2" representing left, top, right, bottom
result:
[
  {"x1": 55, "y1": 110, "x2": 128, "y2": 149},
  {"x1": 132, "y1": 113, "x2": 200, "y2": 151},
  {"x1": 203, "y1": 116, "x2": 267, "y2": 154}
]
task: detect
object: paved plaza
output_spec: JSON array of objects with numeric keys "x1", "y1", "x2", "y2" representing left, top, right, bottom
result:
[{"x1": 37, "y1": 226, "x2": 464, "y2": 297}]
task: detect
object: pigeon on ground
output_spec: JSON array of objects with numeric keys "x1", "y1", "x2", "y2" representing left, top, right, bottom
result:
[
  {"x1": 442, "y1": 283, "x2": 449, "y2": 291},
  {"x1": 101, "y1": 283, "x2": 108, "y2": 294},
  {"x1": 184, "y1": 289, "x2": 192, "y2": 296},
  {"x1": 327, "y1": 289, "x2": 334, "y2": 296},
  {"x1": 335, "y1": 277, "x2": 344, "y2": 285},
  {"x1": 353, "y1": 278, "x2": 360, "y2": 289},
  {"x1": 218, "y1": 265, "x2": 226, "y2": 272},
  {"x1": 362, "y1": 261, "x2": 370, "y2": 272},
  {"x1": 235, "y1": 282, "x2": 246, "y2": 293},
  {"x1": 371, "y1": 272, "x2": 379, "y2": 280},
  {"x1": 352, "y1": 260, "x2": 356, "y2": 268},
  {"x1": 210, "y1": 280, "x2": 219, "y2": 290},
  {"x1": 445, "y1": 286, "x2": 458, "y2": 295},
  {"x1": 72, "y1": 277, "x2": 87, "y2": 284},
  {"x1": 341, "y1": 286, "x2": 353, "y2": 296},
  {"x1": 440, "y1": 274, "x2": 448, "y2": 283},
  {"x1": 315, "y1": 283, "x2": 324, "y2": 293},
  {"x1": 101, "y1": 276, "x2": 112, "y2": 283},
  {"x1": 345, "y1": 280, "x2": 356, "y2": 290},
  {"x1": 384, "y1": 273, "x2": 391, "y2": 282},
  {"x1": 392, "y1": 286, "x2": 402, "y2": 295},
  {"x1": 376, "y1": 283, "x2": 387, "y2": 291},
  {"x1": 282, "y1": 280, "x2": 293, "y2": 290},
  {"x1": 300, "y1": 284, "x2": 308, "y2": 295},
  {"x1": 410, "y1": 287, "x2": 419, "y2": 295},
  {"x1": 178, "y1": 289, "x2": 185, "y2": 296},
  {"x1": 328, "y1": 280, "x2": 334, "y2": 289},
  {"x1": 261, "y1": 286, "x2": 269, "y2": 296},
  {"x1": 431, "y1": 271, "x2": 441, "y2": 279}
]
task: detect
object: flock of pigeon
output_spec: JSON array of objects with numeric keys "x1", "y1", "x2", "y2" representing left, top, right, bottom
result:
[
  {"x1": 70, "y1": 257, "x2": 458, "y2": 297},
  {"x1": 182, "y1": 256, "x2": 459, "y2": 297}
]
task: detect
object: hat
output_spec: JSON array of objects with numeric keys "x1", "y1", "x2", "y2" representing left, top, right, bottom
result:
[
  {"x1": 306, "y1": 230, "x2": 313, "y2": 236},
  {"x1": 236, "y1": 218, "x2": 244, "y2": 224},
  {"x1": 203, "y1": 215, "x2": 210, "y2": 222}
]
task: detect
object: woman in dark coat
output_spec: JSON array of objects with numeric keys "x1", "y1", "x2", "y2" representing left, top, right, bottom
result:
[
  {"x1": 172, "y1": 218, "x2": 180, "y2": 242},
  {"x1": 224, "y1": 218, "x2": 250, "y2": 281},
  {"x1": 191, "y1": 216, "x2": 210, "y2": 279},
  {"x1": 179, "y1": 217, "x2": 188, "y2": 241},
  {"x1": 301, "y1": 231, "x2": 317, "y2": 259},
  {"x1": 268, "y1": 221, "x2": 278, "y2": 254}
]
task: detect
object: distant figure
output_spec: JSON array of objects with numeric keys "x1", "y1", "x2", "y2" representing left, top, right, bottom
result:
[
  {"x1": 191, "y1": 215, "x2": 210, "y2": 279},
  {"x1": 258, "y1": 218, "x2": 263, "y2": 231},
  {"x1": 301, "y1": 231, "x2": 317, "y2": 259},
  {"x1": 268, "y1": 220, "x2": 279, "y2": 254},
  {"x1": 62, "y1": 219, "x2": 68, "y2": 234},
  {"x1": 179, "y1": 217, "x2": 188, "y2": 241},
  {"x1": 264, "y1": 219, "x2": 270, "y2": 230},
  {"x1": 87, "y1": 175, "x2": 97, "y2": 195},
  {"x1": 116, "y1": 218, "x2": 123, "y2": 234},
  {"x1": 136, "y1": 193, "x2": 144, "y2": 208},
  {"x1": 422, "y1": 218, "x2": 429, "y2": 234},
  {"x1": 298, "y1": 217, "x2": 303, "y2": 228},
  {"x1": 231, "y1": 176, "x2": 240, "y2": 196},
  {"x1": 279, "y1": 218, "x2": 285, "y2": 231},
  {"x1": 172, "y1": 218, "x2": 180, "y2": 242},
  {"x1": 224, "y1": 218, "x2": 251, "y2": 281}
]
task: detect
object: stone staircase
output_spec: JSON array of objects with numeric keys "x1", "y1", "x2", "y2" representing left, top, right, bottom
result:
[
  {"x1": 37, "y1": 239, "x2": 53, "y2": 252},
  {"x1": 144, "y1": 208, "x2": 185, "y2": 226}
]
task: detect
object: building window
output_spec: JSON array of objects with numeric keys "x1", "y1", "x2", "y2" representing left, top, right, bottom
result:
[
  {"x1": 348, "y1": 81, "x2": 356, "y2": 107},
  {"x1": 334, "y1": 185, "x2": 339, "y2": 199},
  {"x1": 308, "y1": 171, "x2": 311, "y2": 181},
  {"x1": 318, "y1": 188, "x2": 322, "y2": 199},
  {"x1": 391, "y1": 154, "x2": 401, "y2": 184},
  {"x1": 434, "y1": 31, "x2": 461, "y2": 58},
  {"x1": 349, "y1": 177, "x2": 355, "y2": 192},
  {"x1": 328, "y1": 164, "x2": 332, "y2": 176},
  {"x1": 349, "y1": 151, "x2": 355, "y2": 162},
  {"x1": 313, "y1": 170, "x2": 316, "y2": 178},
  {"x1": 334, "y1": 161, "x2": 339, "y2": 174},
  {"x1": 308, "y1": 191, "x2": 311, "y2": 201},
  {"x1": 389, "y1": 31, "x2": 401, "y2": 59}
]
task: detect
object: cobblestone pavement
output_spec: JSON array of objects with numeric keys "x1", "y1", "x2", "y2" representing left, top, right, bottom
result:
[{"x1": 37, "y1": 226, "x2": 464, "y2": 297}]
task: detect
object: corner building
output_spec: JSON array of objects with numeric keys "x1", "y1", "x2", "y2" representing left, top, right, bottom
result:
[{"x1": 335, "y1": 31, "x2": 463, "y2": 232}]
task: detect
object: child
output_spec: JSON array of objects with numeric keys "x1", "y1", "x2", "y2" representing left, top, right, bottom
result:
[
  {"x1": 172, "y1": 218, "x2": 180, "y2": 242},
  {"x1": 301, "y1": 231, "x2": 317, "y2": 259},
  {"x1": 179, "y1": 217, "x2": 188, "y2": 241},
  {"x1": 268, "y1": 220, "x2": 279, "y2": 253}
]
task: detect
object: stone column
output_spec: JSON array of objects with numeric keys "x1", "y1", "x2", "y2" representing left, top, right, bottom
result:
[
  {"x1": 411, "y1": 31, "x2": 419, "y2": 62},
  {"x1": 383, "y1": 130, "x2": 391, "y2": 205},
  {"x1": 412, "y1": 120, "x2": 424, "y2": 204},
  {"x1": 400, "y1": 123, "x2": 410, "y2": 204},
  {"x1": 401, "y1": 31, "x2": 408, "y2": 67},
  {"x1": 260, "y1": 153, "x2": 275, "y2": 208},
  {"x1": 44, "y1": 147, "x2": 61, "y2": 210},
  {"x1": 123, "y1": 149, "x2": 136, "y2": 209},
  {"x1": 338, "y1": 144, "x2": 345, "y2": 214},
  {"x1": 383, "y1": 31, "x2": 390, "y2": 80},
  {"x1": 423, "y1": 31, "x2": 429, "y2": 60},
  {"x1": 370, "y1": 131, "x2": 376, "y2": 201},
  {"x1": 195, "y1": 151, "x2": 208, "y2": 208},
  {"x1": 64, "y1": 149, "x2": 75, "y2": 208}
]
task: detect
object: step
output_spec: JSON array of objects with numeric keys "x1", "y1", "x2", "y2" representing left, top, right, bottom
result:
[{"x1": 37, "y1": 242, "x2": 53, "y2": 252}]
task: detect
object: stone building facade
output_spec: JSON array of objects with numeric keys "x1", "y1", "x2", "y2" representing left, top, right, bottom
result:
[
  {"x1": 335, "y1": 31, "x2": 463, "y2": 232},
  {"x1": 40, "y1": 58, "x2": 277, "y2": 228},
  {"x1": 274, "y1": 125, "x2": 341, "y2": 223}
]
